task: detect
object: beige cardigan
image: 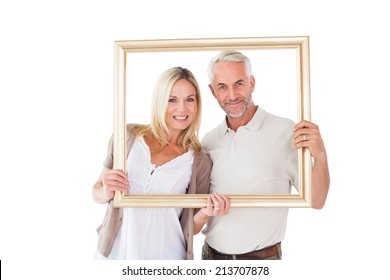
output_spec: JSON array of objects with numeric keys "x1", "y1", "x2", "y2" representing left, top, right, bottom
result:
[{"x1": 96, "y1": 124, "x2": 212, "y2": 260}]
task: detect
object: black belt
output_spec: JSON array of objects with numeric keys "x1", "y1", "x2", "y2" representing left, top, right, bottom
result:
[{"x1": 207, "y1": 242, "x2": 281, "y2": 260}]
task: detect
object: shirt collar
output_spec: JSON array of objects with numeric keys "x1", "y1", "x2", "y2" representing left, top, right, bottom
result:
[{"x1": 218, "y1": 106, "x2": 266, "y2": 136}]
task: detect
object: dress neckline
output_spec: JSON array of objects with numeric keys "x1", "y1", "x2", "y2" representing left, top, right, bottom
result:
[{"x1": 139, "y1": 137, "x2": 193, "y2": 169}]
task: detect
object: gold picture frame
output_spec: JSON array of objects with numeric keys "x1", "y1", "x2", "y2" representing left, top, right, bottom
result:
[{"x1": 113, "y1": 36, "x2": 312, "y2": 208}]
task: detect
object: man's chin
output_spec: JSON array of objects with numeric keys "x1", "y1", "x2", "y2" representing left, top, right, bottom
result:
[{"x1": 226, "y1": 109, "x2": 246, "y2": 118}]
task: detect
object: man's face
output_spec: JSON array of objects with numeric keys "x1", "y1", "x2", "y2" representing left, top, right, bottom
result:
[{"x1": 209, "y1": 61, "x2": 255, "y2": 118}]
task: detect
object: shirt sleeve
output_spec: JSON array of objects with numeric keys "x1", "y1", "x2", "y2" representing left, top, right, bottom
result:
[
  {"x1": 103, "y1": 134, "x2": 114, "y2": 169},
  {"x1": 195, "y1": 152, "x2": 213, "y2": 194}
]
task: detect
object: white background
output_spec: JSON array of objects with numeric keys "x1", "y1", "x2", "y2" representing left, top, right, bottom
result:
[{"x1": 1, "y1": 0, "x2": 389, "y2": 279}]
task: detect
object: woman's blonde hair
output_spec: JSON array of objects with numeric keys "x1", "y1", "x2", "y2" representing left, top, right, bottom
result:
[{"x1": 132, "y1": 67, "x2": 202, "y2": 152}]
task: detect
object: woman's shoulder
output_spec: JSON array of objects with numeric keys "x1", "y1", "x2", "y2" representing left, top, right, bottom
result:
[
  {"x1": 126, "y1": 123, "x2": 149, "y2": 136},
  {"x1": 126, "y1": 123, "x2": 142, "y2": 131}
]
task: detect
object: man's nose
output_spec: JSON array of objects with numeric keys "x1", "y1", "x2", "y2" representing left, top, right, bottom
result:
[{"x1": 226, "y1": 86, "x2": 236, "y2": 99}]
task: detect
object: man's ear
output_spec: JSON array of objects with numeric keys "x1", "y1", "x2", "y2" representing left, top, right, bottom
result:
[
  {"x1": 208, "y1": 84, "x2": 217, "y2": 98},
  {"x1": 249, "y1": 76, "x2": 256, "y2": 92}
]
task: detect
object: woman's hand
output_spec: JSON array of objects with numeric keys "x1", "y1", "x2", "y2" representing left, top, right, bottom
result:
[
  {"x1": 193, "y1": 192, "x2": 230, "y2": 234},
  {"x1": 93, "y1": 168, "x2": 129, "y2": 204},
  {"x1": 201, "y1": 192, "x2": 230, "y2": 217},
  {"x1": 101, "y1": 168, "x2": 129, "y2": 201}
]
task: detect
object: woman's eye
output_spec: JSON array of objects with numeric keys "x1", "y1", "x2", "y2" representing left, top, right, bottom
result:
[{"x1": 169, "y1": 98, "x2": 176, "y2": 103}]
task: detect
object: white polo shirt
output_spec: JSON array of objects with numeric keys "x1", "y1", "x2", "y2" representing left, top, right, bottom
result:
[{"x1": 201, "y1": 107, "x2": 298, "y2": 254}]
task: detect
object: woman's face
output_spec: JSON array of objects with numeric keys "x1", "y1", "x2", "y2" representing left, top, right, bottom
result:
[{"x1": 165, "y1": 79, "x2": 198, "y2": 135}]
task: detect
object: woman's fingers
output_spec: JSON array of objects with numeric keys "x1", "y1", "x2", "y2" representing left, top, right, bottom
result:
[
  {"x1": 209, "y1": 192, "x2": 230, "y2": 216},
  {"x1": 102, "y1": 169, "x2": 129, "y2": 191}
]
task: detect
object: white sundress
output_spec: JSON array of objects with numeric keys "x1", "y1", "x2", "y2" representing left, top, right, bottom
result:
[{"x1": 95, "y1": 137, "x2": 194, "y2": 260}]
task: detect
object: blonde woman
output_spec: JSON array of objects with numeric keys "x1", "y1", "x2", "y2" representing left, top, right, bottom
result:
[{"x1": 93, "y1": 67, "x2": 230, "y2": 260}]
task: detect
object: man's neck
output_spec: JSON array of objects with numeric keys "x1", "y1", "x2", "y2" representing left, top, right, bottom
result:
[{"x1": 227, "y1": 105, "x2": 257, "y2": 132}]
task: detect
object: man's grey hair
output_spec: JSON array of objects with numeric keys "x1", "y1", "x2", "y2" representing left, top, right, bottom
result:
[{"x1": 207, "y1": 50, "x2": 252, "y2": 84}]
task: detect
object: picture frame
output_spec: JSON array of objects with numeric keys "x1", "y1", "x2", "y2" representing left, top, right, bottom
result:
[{"x1": 112, "y1": 36, "x2": 312, "y2": 208}]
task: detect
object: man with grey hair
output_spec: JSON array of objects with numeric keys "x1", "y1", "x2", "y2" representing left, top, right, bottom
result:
[{"x1": 201, "y1": 50, "x2": 330, "y2": 260}]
